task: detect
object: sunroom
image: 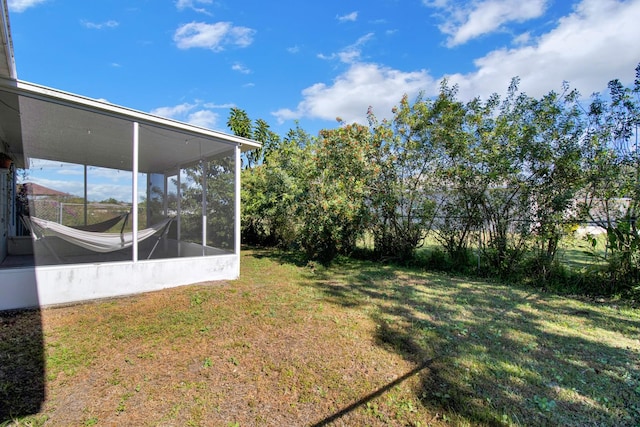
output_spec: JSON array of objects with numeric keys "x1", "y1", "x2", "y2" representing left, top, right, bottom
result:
[{"x1": 0, "y1": 78, "x2": 260, "y2": 311}]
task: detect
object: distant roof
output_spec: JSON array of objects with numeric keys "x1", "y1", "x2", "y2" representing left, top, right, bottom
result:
[{"x1": 21, "y1": 182, "x2": 71, "y2": 197}]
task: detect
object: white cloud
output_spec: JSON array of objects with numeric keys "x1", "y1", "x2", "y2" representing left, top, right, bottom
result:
[
  {"x1": 231, "y1": 62, "x2": 251, "y2": 74},
  {"x1": 423, "y1": 0, "x2": 449, "y2": 7},
  {"x1": 337, "y1": 11, "x2": 358, "y2": 22},
  {"x1": 26, "y1": 167, "x2": 133, "y2": 202},
  {"x1": 446, "y1": 0, "x2": 640, "y2": 101},
  {"x1": 7, "y1": 0, "x2": 47, "y2": 13},
  {"x1": 287, "y1": 45, "x2": 300, "y2": 54},
  {"x1": 174, "y1": 22, "x2": 255, "y2": 52},
  {"x1": 85, "y1": 166, "x2": 129, "y2": 181},
  {"x1": 176, "y1": 0, "x2": 213, "y2": 14},
  {"x1": 318, "y1": 32, "x2": 374, "y2": 64},
  {"x1": 186, "y1": 110, "x2": 219, "y2": 129},
  {"x1": 150, "y1": 101, "x2": 221, "y2": 129},
  {"x1": 274, "y1": 0, "x2": 640, "y2": 128},
  {"x1": 81, "y1": 20, "x2": 119, "y2": 30},
  {"x1": 272, "y1": 63, "x2": 434, "y2": 124},
  {"x1": 150, "y1": 103, "x2": 195, "y2": 119},
  {"x1": 512, "y1": 32, "x2": 531, "y2": 46},
  {"x1": 427, "y1": 0, "x2": 548, "y2": 46},
  {"x1": 203, "y1": 102, "x2": 235, "y2": 109}
]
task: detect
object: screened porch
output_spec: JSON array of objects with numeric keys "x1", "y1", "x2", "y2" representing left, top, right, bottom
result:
[{"x1": 0, "y1": 78, "x2": 259, "y2": 310}]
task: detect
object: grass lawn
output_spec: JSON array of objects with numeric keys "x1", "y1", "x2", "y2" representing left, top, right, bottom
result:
[{"x1": 1, "y1": 248, "x2": 639, "y2": 426}]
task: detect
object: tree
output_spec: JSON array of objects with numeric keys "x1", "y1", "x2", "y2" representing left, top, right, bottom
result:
[
  {"x1": 369, "y1": 95, "x2": 438, "y2": 259},
  {"x1": 299, "y1": 122, "x2": 377, "y2": 263},
  {"x1": 524, "y1": 84, "x2": 584, "y2": 278},
  {"x1": 579, "y1": 64, "x2": 640, "y2": 291},
  {"x1": 227, "y1": 107, "x2": 262, "y2": 169},
  {"x1": 468, "y1": 79, "x2": 537, "y2": 276},
  {"x1": 236, "y1": 117, "x2": 312, "y2": 247},
  {"x1": 247, "y1": 124, "x2": 312, "y2": 246},
  {"x1": 178, "y1": 155, "x2": 235, "y2": 249},
  {"x1": 429, "y1": 83, "x2": 483, "y2": 266}
]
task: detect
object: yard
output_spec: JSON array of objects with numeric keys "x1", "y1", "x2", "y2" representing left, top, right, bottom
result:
[{"x1": 1, "y1": 248, "x2": 639, "y2": 426}]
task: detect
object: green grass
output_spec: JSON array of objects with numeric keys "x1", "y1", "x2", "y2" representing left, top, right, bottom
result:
[
  {"x1": 1, "y1": 247, "x2": 639, "y2": 426},
  {"x1": 268, "y1": 249, "x2": 640, "y2": 426},
  {"x1": 556, "y1": 234, "x2": 608, "y2": 272}
]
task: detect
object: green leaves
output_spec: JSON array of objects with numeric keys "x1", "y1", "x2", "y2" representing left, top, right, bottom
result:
[
  {"x1": 232, "y1": 63, "x2": 640, "y2": 290},
  {"x1": 299, "y1": 123, "x2": 376, "y2": 262}
]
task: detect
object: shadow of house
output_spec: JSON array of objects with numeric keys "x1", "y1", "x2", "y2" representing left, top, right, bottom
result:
[
  {"x1": 0, "y1": 308, "x2": 45, "y2": 422},
  {"x1": 0, "y1": 2, "x2": 44, "y2": 421}
]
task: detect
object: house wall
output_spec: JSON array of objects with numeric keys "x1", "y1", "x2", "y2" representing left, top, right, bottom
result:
[
  {"x1": 0, "y1": 169, "x2": 7, "y2": 263},
  {"x1": 0, "y1": 254, "x2": 238, "y2": 310}
]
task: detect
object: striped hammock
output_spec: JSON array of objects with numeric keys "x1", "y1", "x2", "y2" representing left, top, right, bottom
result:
[{"x1": 25, "y1": 216, "x2": 173, "y2": 253}]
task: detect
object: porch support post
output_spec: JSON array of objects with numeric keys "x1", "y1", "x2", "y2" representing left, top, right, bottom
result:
[
  {"x1": 235, "y1": 143, "x2": 241, "y2": 275},
  {"x1": 177, "y1": 170, "x2": 181, "y2": 242},
  {"x1": 163, "y1": 175, "x2": 168, "y2": 217},
  {"x1": 201, "y1": 159, "x2": 207, "y2": 252},
  {"x1": 83, "y1": 164, "x2": 88, "y2": 226},
  {"x1": 132, "y1": 122, "x2": 139, "y2": 262}
]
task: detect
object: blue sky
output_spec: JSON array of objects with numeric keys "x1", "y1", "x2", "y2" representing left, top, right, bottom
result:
[{"x1": 7, "y1": 0, "x2": 640, "y2": 140}]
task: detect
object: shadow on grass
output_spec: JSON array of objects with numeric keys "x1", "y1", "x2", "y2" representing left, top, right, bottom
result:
[
  {"x1": 257, "y1": 249, "x2": 640, "y2": 426},
  {"x1": 0, "y1": 308, "x2": 45, "y2": 423},
  {"x1": 310, "y1": 357, "x2": 436, "y2": 427},
  {"x1": 249, "y1": 246, "x2": 310, "y2": 267}
]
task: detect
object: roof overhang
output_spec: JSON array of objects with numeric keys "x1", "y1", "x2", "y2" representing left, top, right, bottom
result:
[
  {"x1": 0, "y1": 78, "x2": 261, "y2": 172},
  {"x1": 0, "y1": 0, "x2": 16, "y2": 80}
]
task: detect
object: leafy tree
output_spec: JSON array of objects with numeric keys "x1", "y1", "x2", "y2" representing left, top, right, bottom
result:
[
  {"x1": 227, "y1": 107, "x2": 252, "y2": 138},
  {"x1": 429, "y1": 83, "x2": 483, "y2": 266},
  {"x1": 227, "y1": 108, "x2": 309, "y2": 246},
  {"x1": 229, "y1": 65, "x2": 640, "y2": 296},
  {"x1": 227, "y1": 107, "x2": 262, "y2": 169},
  {"x1": 179, "y1": 155, "x2": 235, "y2": 249},
  {"x1": 254, "y1": 118, "x2": 282, "y2": 162},
  {"x1": 242, "y1": 124, "x2": 312, "y2": 246},
  {"x1": 467, "y1": 79, "x2": 538, "y2": 276},
  {"x1": 100, "y1": 197, "x2": 121, "y2": 204},
  {"x1": 524, "y1": 84, "x2": 584, "y2": 278},
  {"x1": 369, "y1": 96, "x2": 438, "y2": 259},
  {"x1": 299, "y1": 122, "x2": 376, "y2": 263},
  {"x1": 580, "y1": 64, "x2": 640, "y2": 291}
]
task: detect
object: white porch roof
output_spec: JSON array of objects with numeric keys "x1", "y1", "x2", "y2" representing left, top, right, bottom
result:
[{"x1": 0, "y1": 78, "x2": 260, "y2": 172}]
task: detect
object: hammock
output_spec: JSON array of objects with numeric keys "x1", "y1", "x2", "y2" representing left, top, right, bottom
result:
[
  {"x1": 71, "y1": 212, "x2": 129, "y2": 232},
  {"x1": 25, "y1": 215, "x2": 174, "y2": 254}
]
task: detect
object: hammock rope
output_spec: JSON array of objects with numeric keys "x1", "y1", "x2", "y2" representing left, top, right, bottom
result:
[{"x1": 71, "y1": 212, "x2": 129, "y2": 232}]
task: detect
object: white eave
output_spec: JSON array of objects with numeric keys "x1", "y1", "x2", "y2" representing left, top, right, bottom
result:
[
  {"x1": 4, "y1": 78, "x2": 261, "y2": 149},
  {"x1": 0, "y1": 78, "x2": 261, "y2": 172},
  {"x1": 0, "y1": 0, "x2": 16, "y2": 80}
]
